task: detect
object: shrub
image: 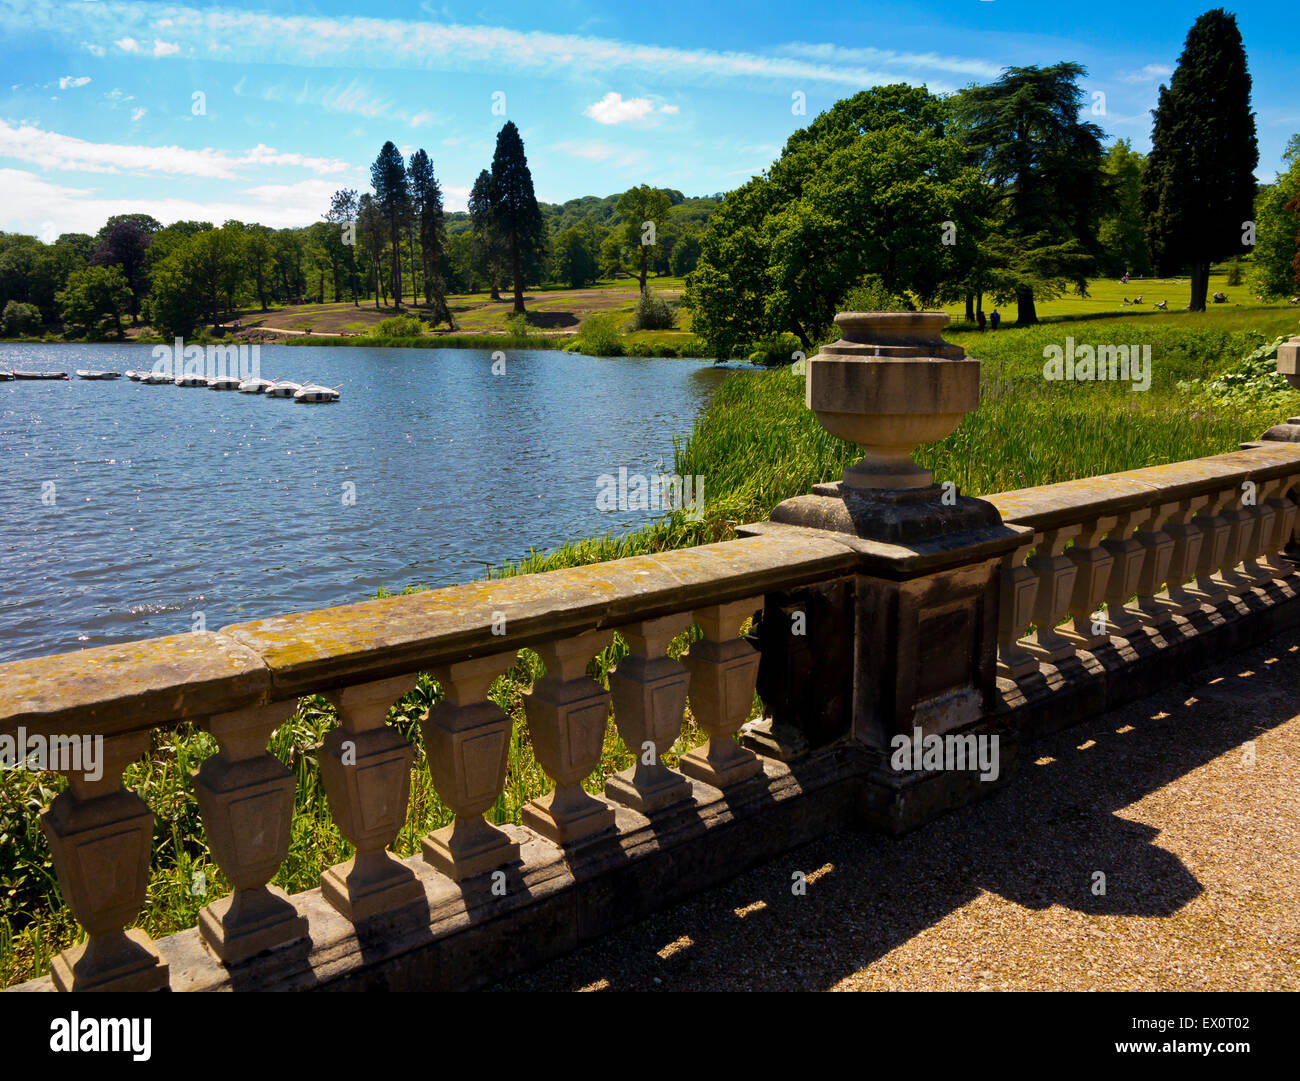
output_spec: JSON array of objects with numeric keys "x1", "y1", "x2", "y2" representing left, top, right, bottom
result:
[
  {"x1": 576, "y1": 313, "x2": 624, "y2": 356},
  {"x1": 747, "y1": 332, "x2": 805, "y2": 368},
  {"x1": 839, "y1": 276, "x2": 912, "y2": 313},
  {"x1": 1, "y1": 301, "x2": 41, "y2": 337},
  {"x1": 628, "y1": 289, "x2": 677, "y2": 331},
  {"x1": 375, "y1": 313, "x2": 426, "y2": 338},
  {"x1": 505, "y1": 312, "x2": 532, "y2": 337}
]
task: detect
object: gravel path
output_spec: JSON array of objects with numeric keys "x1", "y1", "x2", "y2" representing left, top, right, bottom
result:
[{"x1": 492, "y1": 630, "x2": 1300, "y2": 991}]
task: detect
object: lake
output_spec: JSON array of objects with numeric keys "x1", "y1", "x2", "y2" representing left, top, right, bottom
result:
[{"x1": 0, "y1": 343, "x2": 732, "y2": 663}]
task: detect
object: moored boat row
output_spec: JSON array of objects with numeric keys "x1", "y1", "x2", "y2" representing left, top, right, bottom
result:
[{"x1": 8, "y1": 366, "x2": 341, "y2": 401}]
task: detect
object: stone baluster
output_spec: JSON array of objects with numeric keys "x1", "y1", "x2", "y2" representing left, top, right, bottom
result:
[
  {"x1": 1021, "y1": 526, "x2": 1080, "y2": 664},
  {"x1": 1159, "y1": 495, "x2": 1208, "y2": 614},
  {"x1": 1100, "y1": 505, "x2": 1151, "y2": 638},
  {"x1": 195, "y1": 702, "x2": 308, "y2": 963},
  {"x1": 40, "y1": 730, "x2": 169, "y2": 991},
  {"x1": 522, "y1": 630, "x2": 617, "y2": 846},
  {"x1": 1261, "y1": 482, "x2": 1299, "y2": 579},
  {"x1": 318, "y1": 676, "x2": 424, "y2": 920},
  {"x1": 1188, "y1": 487, "x2": 1235, "y2": 605},
  {"x1": 1215, "y1": 482, "x2": 1256, "y2": 596},
  {"x1": 1133, "y1": 502, "x2": 1178, "y2": 629},
  {"x1": 1060, "y1": 515, "x2": 1116, "y2": 651},
  {"x1": 421, "y1": 653, "x2": 520, "y2": 880},
  {"x1": 996, "y1": 541, "x2": 1040, "y2": 680},
  {"x1": 679, "y1": 599, "x2": 765, "y2": 790},
  {"x1": 1240, "y1": 478, "x2": 1281, "y2": 587},
  {"x1": 605, "y1": 615, "x2": 694, "y2": 813}
]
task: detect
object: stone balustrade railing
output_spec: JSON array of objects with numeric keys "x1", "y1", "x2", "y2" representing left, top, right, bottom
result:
[
  {"x1": 0, "y1": 533, "x2": 856, "y2": 991},
  {"x1": 8, "y1": 324, "x2": 1300, "y2": 993},
  {"x1": 987, "y1": 443, "x2": 1300, "y2": 682}
]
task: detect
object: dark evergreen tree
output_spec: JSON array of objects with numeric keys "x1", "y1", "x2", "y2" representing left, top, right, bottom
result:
[
  {"x1": 90, "y1": 219, "x2": 152, "y2": 324},
  {"x1": 1140, "y1": 8, "x2": 1257, "y2": 311},
  {"x1": 489, "y1": 122, "x2": 546, "y2": 314},
  {"x1": 468, "y1": 169, "x2": 504, "y2": 301},
  {"x1": 370, "y1": 141, "x2": 409, "y2": 308},
  {"x1": 408, "y1": 149, "x2": 454, "y2": 327},
  {"x1": 956, "y1": 63, "x2": 1106, "y2": 324}
]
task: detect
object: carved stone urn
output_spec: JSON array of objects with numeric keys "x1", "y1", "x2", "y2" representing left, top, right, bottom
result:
[
  {"x1": 807, "y1": 311, "x2": 979, "y2": 491},
  {"x1": 767, "y1": 310, "x2": 998, "y2": 544}
]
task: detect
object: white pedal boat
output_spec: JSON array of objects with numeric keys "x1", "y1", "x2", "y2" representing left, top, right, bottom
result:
[
  {"x1": 75, "y1": 370, "x2": 123, "y2": 379},
  {"x1": 175, "y1": 373, "x2": 207, "y2": 387},
  {"x1": 265, "y1": 380, "x2": 303, "y2": 398},
  {"x1": 238, "y1": 377, "x2": 275, "y2": 393},
  {"x1": 208, "y1": 376, "x2": 243, "y2": 390},
  {"x1": 293, "y1": 384, "x2": 340, "y2": 403}
]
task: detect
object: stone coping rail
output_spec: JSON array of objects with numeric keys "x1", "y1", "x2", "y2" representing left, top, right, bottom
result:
[{"x1": 1, "y1": 533, "x2": 857, "y2": 740}]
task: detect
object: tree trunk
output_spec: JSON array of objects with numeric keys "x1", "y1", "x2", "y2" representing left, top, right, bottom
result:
[
  {"x1": 489, "y1": 265, "x2": 501, "y2": 302},
  {"x1": 1189, "y1": 261, "x2": 1210, "y2": 312},
  {"x1": 390, "y1": 233, "x2": 402, "y2": 308},
  {"x1": 512, "y1": 235, "x2": 524, "y2": 315},
  {"x1": 976, "y1": 293, "x2": 984, "y2": 317},
  {"x1": 639, "y1": 247, "x2": 648, "y2": 294},
  {"x1": 964, "y1": 292, "x2": 974, "y2": 322},
  {"x1": 1015, "y1": 287, "x2": 1037, "y2": 325}
]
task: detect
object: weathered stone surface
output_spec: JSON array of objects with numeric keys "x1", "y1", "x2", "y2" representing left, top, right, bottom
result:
[
  {"x1": 0, "y1": 632, "x2": 269, "y2": 741},
  {"x1": 215, "y1": 535, "x2": 856, "y2": 697}
]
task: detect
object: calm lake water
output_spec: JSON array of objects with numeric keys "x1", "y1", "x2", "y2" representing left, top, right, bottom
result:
[{"x1": 0, "y1": 343, "x2": 732, "y2": 662}]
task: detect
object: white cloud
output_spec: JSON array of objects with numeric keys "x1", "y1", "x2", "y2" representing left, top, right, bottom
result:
[
  {"x1": 58, "y1": 76, "x2": 91, "y2": 89},
  {"x1": 0, "y1": 119, "x2": 350, "y2": 178},
  {"x1": 408, "y1": 111, "x2": 433, "y2": 127},
  {"x1": 0, "y1": 167, "x2": 330, "y2": 234},
  {"x1": 152, "y1": 39, "x2": 180, "y2": 57},
  {"x1": 585, "y1": 93, "x2": 655, "y2": 124},
  {"x1": 83, "y1": 43, "x2": 105, "y2": 57},
  {"x1": 130, "y1": 107, "x2": 145, "y2": 121},
  {"x1": 583, "y1": 92, "x2": 676, "y2": 125},
  {"x1": 553, "y1": 140, "x2": 617, "y2": 160},
  {"x1": 3, "y1": 0, "x2": 989, "y2": 91}
]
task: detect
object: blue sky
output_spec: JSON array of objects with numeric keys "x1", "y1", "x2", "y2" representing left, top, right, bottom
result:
[{"x1": 1, "y1": 0, "x2": 1296, "y2": 239}]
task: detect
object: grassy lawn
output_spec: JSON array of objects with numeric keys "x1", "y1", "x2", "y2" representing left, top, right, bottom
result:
[
  {"x1": 939, "y1": 267, "x2": 1291, "y2": 327},
  {"x1": 230, "y1": 275, "x2": 689, "y2": 338}
]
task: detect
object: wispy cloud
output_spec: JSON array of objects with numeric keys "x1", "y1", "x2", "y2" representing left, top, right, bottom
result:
[
  {"x1": 57, "y1": 75, "x2": 91, "y2": 89},
  {"x1": 778, "y1": 42, "x2": 1003, "y2": 81},
  {"x1": 5, "y1": 0, "x2": 997, "y2": 90},
  {"x1": 0, "y1": 119, "x2": 350, "y2": 178},
  {"x1": 1118, "y1": 63, "x2": 1173, "y2": 84}
]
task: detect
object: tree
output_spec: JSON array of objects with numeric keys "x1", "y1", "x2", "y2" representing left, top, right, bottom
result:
[
  {"x1": 370, "y1": 141, "x2": 409, "y2": 307},
  {"x1": 552, "y1": 226, "x2": 598, "y2": 288},
  {"x1": 616, "y1": 185, "x2": 672, "y2": 293},
  {"x1": 468, "y1": 169, "x2": 505, "y2": 300},
  {"x1": 489, "y1": 121, "x2": 546, "y2": 314},
  {"x1": 1141, "y1": 8, "x2": 1258, "y2": 312},
  {"x1": 407, "y1": 149, "x2": 453, "y2": 326},
  {"x1": 56, "y1": 265, "x2": 131, "y2": 338},
  {"x1": 357, "y1": 194, "x2": 385, "y2": 309},
  {"x1": 1097, "y1": 140, "x2": 1152, "y2": 278},
  {"x1": 669, "y1": 228, "x2": 702, "y2": 276},
  {"x1": 686, "y1": 85, "x2": 982, "y2": 355},
  {"x1": 2, "y1": 299, "x2": 42, "y2": 336},
  {"x1": 326, "y1": 188, "x2": 361, "y2": 306},
  {"x1": 955, "y1": 63, "x2": 1106, "y2": 324},
  {"x1": 1252, "y1": 134, "x2": 1300, "y2": 298},
  {"x1": 90, "y1": 219, "x2": 151, "y2": 324}
]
